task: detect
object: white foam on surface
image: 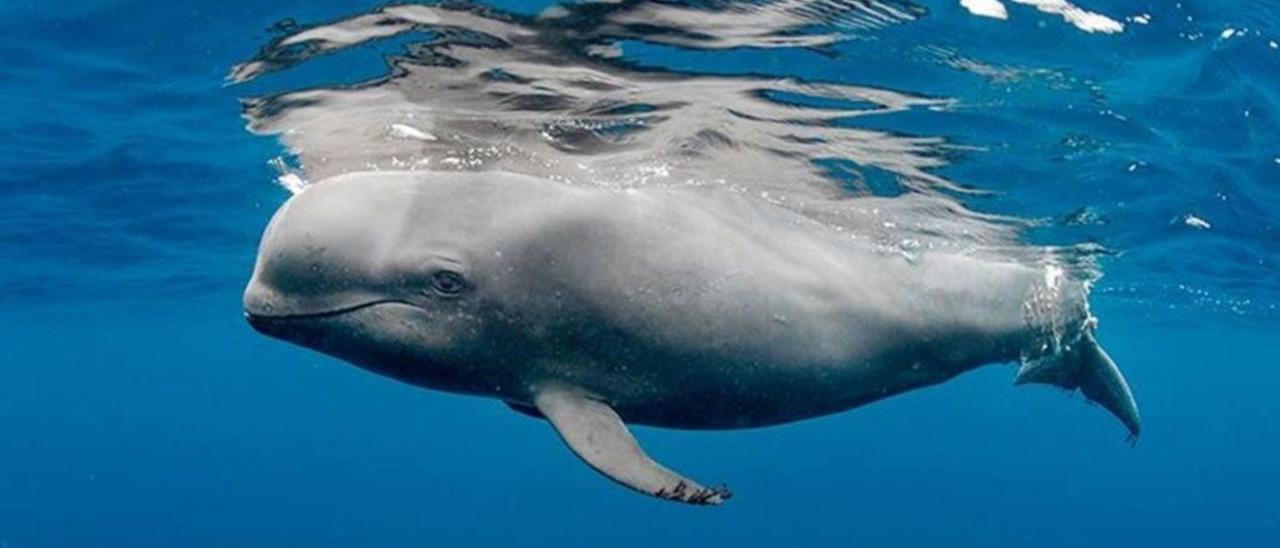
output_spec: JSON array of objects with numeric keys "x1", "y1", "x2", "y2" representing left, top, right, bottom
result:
[
  {"x1": 276, "y1": 172, "x2": 307, "y2": 195},
  {"x1": 1184, "y1": 215, "x2": 1212, "y2": 230},
  {"x1": 1012, "y1": 0, "x2": 1124, "y2": 34},
  {"x1": 957, "y1": 0, "x2": 1126, "y2": 33},
  {"x1": 961, "y1": 1, "x2": 1124, "y2": 34},
  {"x1": 268, "y1": 157, "x2": 308, "y2": 194},
  {"x1": 960, "y1": 0, "x2": 1009, "y2": 20},
  {"x1": 390, "y1": 123, "x2": 437, "y2": 141},
  {"x1": 1044, "y1": 264, "x2": 1065, "y2": 292}
]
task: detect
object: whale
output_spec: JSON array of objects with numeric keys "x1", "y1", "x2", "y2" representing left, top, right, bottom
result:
[{"x1": 243, "y1": 170, "x2": 1140, "y2": 505}]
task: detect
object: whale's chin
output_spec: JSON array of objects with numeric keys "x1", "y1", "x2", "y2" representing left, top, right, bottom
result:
[
  {"x1": 242, "y1": 295, "x2": 405, "y2": 323},
  {"x1": 243, "y1": 301, "x2": 462, "y2": 389},
  {"x1": 244, "y1": 300, "x2": 422, "y2": 348},
  {"x1": 246, "y1": 304, "x2": 370, "y2": 356}
]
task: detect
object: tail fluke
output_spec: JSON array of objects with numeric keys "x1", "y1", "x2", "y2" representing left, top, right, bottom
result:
[{"x1": 1016, "y1": 330, "x2": 1141, "y2": 438}]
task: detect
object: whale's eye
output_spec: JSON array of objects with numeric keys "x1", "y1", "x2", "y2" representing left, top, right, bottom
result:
[{"x1": 429, "y1": 270, "x2": 468, "y2": 296}]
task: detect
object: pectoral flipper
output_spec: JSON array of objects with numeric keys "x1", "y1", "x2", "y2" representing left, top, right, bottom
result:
[{"x1": 531, "y1": 384, "x2": 730, "y2": 505}]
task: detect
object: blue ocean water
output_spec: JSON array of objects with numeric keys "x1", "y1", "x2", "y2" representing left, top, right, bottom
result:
[{"x1": 2, "y1": 1, "x2": 1278, "y2": 546}]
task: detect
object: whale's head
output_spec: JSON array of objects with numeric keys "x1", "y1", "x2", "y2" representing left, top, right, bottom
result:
[{"x1": 243, "y1": 173, "x2": 545, "y2": 392}]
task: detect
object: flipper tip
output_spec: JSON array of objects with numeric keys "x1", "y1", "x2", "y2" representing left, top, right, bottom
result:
[{"x1": 655, "y1": 482, "x2": 732, "y2": 505}]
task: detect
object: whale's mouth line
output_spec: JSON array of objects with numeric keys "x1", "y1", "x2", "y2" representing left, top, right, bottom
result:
[{"x1": 244, "y1": 299, "x2": 409, "y2": 323}]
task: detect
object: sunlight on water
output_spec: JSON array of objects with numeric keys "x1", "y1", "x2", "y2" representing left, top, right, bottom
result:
[
  {"x1": 3, "y1": 0, "x2": 1274, "y2": 322},
  {"x1": 229, "y1": 0, "x2": 1097, "y2": 285},
  {"x1": 219, "y1": 0, "x2": 1280, "y2": 323}
]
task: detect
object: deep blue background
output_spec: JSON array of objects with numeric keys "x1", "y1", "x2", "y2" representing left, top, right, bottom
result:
[{"x1": 2, "y1": 1, "x2": 1277, "y2": 546}]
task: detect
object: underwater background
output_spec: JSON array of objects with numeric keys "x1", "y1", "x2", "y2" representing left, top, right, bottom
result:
[{"x1": 2, "y1": 0, "x2": 1278, "y2": 546}]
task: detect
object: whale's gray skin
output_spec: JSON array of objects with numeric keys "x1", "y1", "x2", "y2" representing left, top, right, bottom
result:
[{"x1": 244, "y1": 170, "x2": 1140, "y2": 505}]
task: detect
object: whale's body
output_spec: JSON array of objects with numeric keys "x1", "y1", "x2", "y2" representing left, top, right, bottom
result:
[{"x1": 245, "y1": 171, "x2": 1139, "y2": 504}]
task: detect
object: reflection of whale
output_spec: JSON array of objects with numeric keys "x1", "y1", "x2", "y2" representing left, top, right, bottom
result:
[{"x1": 244, "y1": 171, "x2": 1139, "y2": 505}]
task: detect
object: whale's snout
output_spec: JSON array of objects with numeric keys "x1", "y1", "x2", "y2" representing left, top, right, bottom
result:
[
  {"x1": 242, "y1": 277, "x2": 287, "y2": 319},
  {"x1": 244, "y1": 180, "x2": 411, "y2": 322}
]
